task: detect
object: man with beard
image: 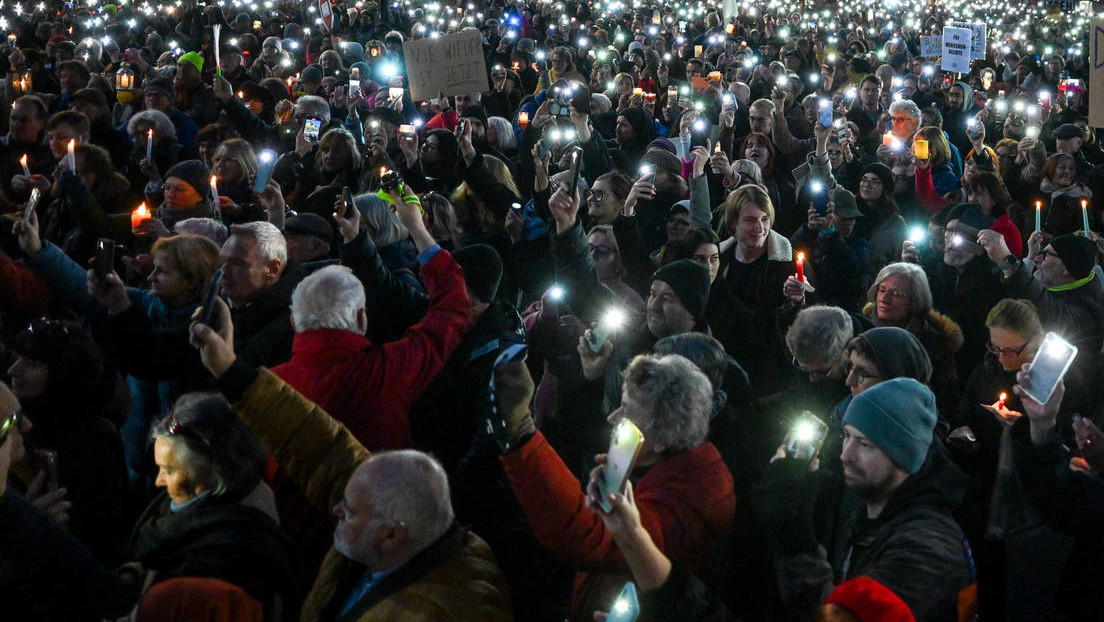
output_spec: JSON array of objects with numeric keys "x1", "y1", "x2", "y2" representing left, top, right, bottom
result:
[
  {"x1": 610, "y1": 106, "x2": 657, "y2": 172},
  {"x1": 765, "y1": 378, "x2": 971, "y2": 622},
  {"x1": 927, "y1": 204, "x2": 1004, "y2": 380}
]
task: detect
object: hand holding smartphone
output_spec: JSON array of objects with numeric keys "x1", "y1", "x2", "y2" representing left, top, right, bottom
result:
[
  {"x1": 598, "y1": 419, "x2": 644, "y2": 513},
  {"x1": 198, "y1": 268, "x2": 224, "y2": 329},
  {"x1": 1021, "y1": 332, "x2": 1077, "y2": 405},
  {"x1": 93, "y1": 238, "x2": 115, "y2": 281},
  {"x1": 303, "y1": 118, "x2": 322, "y2": 142}
]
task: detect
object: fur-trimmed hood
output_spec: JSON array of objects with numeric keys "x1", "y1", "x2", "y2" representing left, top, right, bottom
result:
[{"x1": 861, "y1": 303, "x2": 965, "y2": 353}]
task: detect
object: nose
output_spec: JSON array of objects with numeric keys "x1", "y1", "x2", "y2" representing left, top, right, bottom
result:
[
  {"x1": 155, "y1": 472, "x2": 166, "y2": 488},
  {"x1": 607, "y1": 407, "x2": 623, "y2": 426},
  {"x1": 333, "y1": 501, "x2": 346, "y2": 520}
]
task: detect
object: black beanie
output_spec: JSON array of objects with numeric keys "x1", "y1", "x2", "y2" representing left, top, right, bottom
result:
[
  {"x1": 454, "y1": 244, "x2": 503, "y2": 303},
  {"x1": 651, "y1": 259, "x2": 711, "y2": 324},
  {"x1": 947, "y1": 203, "x2": 995, "y2": 231},
  {"x1": 861, "y1": 163, "x2": 893, "y2": 191},
  {"x1": 855, "y1": 327, "x2": 933, "y2": 384},
  {"x1": 1050, "y1": 233, "x2": 1097, "y2": 280},
  {"x1": 164, "y1": 160, "x2": 212, "y2": 197},
  {"x1": 460, "y1": 104, "x2": 489, "y2": 127}
]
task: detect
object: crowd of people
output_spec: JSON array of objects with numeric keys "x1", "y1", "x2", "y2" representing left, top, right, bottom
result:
[{"x1": 1, "y1": 0, "x2": 1104, "y2": 620}]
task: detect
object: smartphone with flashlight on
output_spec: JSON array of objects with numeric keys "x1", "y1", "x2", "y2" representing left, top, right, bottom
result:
[
  {"x1": 565, "y1": 146, "x2": 583, "y2": 200},
  {"x1": 93, "y1": 238, "x2": 115, "y2": 281},
  {"x1": 341, "y1": 187, "x2": 355, "y2": 218},
  {"x1": 818, "y1": 99, "x2": 833, "y2": 128},
  {"x1": 783, "y1": 412, "x2": 828, "y2": 461},
  {"x1": 605, "y1": 582, "x2": 641, "y2": 622},
  {"x1": 1021, "y1": 332, "x2": 1078, "y2": 405},
  {"x1": 810, "y1": 180, "x2": 829, "y2": 216},
  {"x1": 303, "y1": 117, "x2": 322, "y2": 142},
  {"x1": 598, "y1": 418, "x2": 644, "y2": 513},
  {"x1": 638, "y1": 164, "x2": 655, "y2": 186}
]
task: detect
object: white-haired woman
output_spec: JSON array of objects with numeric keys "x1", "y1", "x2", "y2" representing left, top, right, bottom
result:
[
  {"x1": 125, "y1": 109, "x2": 181, "y2": 196},
  {"x1": 862, "y1": 262, "x2": 963, "y2": 413}
]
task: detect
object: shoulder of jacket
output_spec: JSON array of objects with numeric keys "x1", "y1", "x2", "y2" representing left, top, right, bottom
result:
[{"x1": 924, "y1": 310, "x2": 965, "y2": 352}]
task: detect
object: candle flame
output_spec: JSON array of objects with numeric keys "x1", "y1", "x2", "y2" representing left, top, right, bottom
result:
[
  {"x1": 20, "y1": 154, "x2": 27, "y2": 166},
  {"x1": 797, "y1": 251, "x2": 805, "y2": 263},
  {"x1": 380, "y1": 166, "x2": 388, "y2": 175},
  {"x1": 134, "y1": 202, "x2": 150, "y2": 217},
  {"x1": 999, "y1": 392, "x2": 1007, "y2": 401},
  {"x1": 1036, "y1": 200, "x2": 1042, "y2": 210},
  {"x1": 1082, "y1": 199, "x2": 1088, "y2": 209},
  {"x1": 67, "y1": 139, "x2": 75, "y2": 150},
  {"x1": 210, "y1": 175, "x2": 218, "y2": 186}
]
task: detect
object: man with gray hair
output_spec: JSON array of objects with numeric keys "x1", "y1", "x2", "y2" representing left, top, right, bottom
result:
[
  {"x1": 220, "y1": 221, "x2": 304, "y2": 367},
  {"x1": 887, "y1": 99, "x2": 921, "y2": 143}
]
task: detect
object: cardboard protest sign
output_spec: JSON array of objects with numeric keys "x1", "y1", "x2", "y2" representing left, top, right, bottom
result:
[
  {"x1": 319, "y1": 0, "x2": 333, "y2": 31},
  {"x1": 950, "y1": 22, "x2": 986, "y2": 60},
  {"x1": 942, "y1": 27, "x2": 973, "y2": 74},
  {"x1": 1091, "y1": 18, "x2": 1104, "y2": 127},
  {"x1": 920, "y1": 36, "x2": 942, "y2": 58},
  {"x1": 404, "y1": 30, "x2": 490, "y2": 101}
]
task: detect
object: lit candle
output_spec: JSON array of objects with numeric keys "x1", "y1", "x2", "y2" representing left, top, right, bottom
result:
[
  {"x1": 882, "y1": 133, "x2": 894, "y2": 147},
  {"x1": 66, "y1": 139, "x2": 75, "y2": 170},
  {"x1": 1035, "y1": 200, "x2": 1042, "y2": 233},
  {"x1": 213, "y1": 24, "x2": 222, "y2": 76},
  {"x1": 997, "y1": 392, "x2": 1006, "y2": 411},
  {"x1": 512, "y1": 62, "x2": 520, "y2": 73},
  {"x1": 20, "y1": 154, "x2": 30, "y2": 177},
  {"x1": 518, "y1": 111, "x2": 529, "y2": 129},
  {"x1": 253, "y1": 149, "x2": 277, "y2": 193},
  {"x1": 237, "y1": 90, "x2": 244, "y2": 100},
  {"x1": 210, "y1": 175, "x2": 219, "y2": 207},
  {"x1": 1082, "y1": 199, "x2": 1091, "y2": 235},
  {"x1": 796, "y1": 251, "x2": 805, "y2": 282},
  {"x1": 131, "y1": 202, "x2": 151, "y2": 232},
  {"x1": 146, "y1": 129, "x2": 153, "y2": 159},
  {"x1": 286, "y1": 77, "x2": 294, "y2": 98}
]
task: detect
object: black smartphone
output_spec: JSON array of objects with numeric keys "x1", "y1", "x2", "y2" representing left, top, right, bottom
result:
[
  {"x1": 341, "y1": 187, "x2": 355, "y2": 217},
  {"x1": 811, "y1": 180, "x2": 829, "y2": 215},
  {"x1": 198, "y1": 268, "x2": 224, "y2": 328},
  {"x1": 94, "y1": 238, "x2": 115, "y2": 280},
  {"x1": 566, "y1": 146, "x2": 582, "y2": 199}
]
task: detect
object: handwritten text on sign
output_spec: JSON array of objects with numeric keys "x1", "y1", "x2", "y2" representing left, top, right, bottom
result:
[
  {"x1": 404, "y1": 30, "x2": 490, "y2": 101},
  {"x1": 942, "y1": 27, "x2": 973, "y2": 74}
]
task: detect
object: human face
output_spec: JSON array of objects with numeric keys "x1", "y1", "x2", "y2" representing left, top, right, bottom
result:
[
  {"x1": 220, "y1": 235, "x2": 279, "y2": 305},
  {"x1": 988, "y1": 326, "x2": 1036, "y2": 372},
  {"x1": 9, "y1": 102, "x2": 45, "y2": 146},
  {"x1": 844, "y1": 350, "x2": 883, "y2": 396},
  {"x1": 615, "y1": 115, "x2": 635, "y2": 146},
  {"x1": 942, "y1": 219, "x2": 978, "y2": 268},
  {"x1": 841, "y1": 424, "x2": 906, "y2": 505},
  {"x1": 748, "y1": 107, "x2": 772, "y2": 135},
  {"x1": 7, "y1": 356, "x2": 49, "y2": 400},
  {"x1": 464, "y1": 116, "x2": 486, "y2": 142},
  {"x1": 149, "y1": 252, "x2": 195, "y2": 306},
  {"x1": 46, "y1": 124, "x2": 80, "y2": 161},
  {"x1": 212, "y1": 145, "x2": 245, "y2": 184},
  {"x1": 735, "y1": 204, "x2": 771, "y2": 251},
  {"x1": 333, "y1": 471, "x2": 384, "y2": 566},
  {"x1": 144, "y1": 90, "x2": 172, "y2": 112},
  {"x1": 827, "y1": 143, "x2": 844, "y2": 170},
  {"x1": 947, "y1": 86, "x2": 964, "y2": 110},
  {"x1": 419, "y1": 135, "x2": 442, "y2": 164},
  {"x1": 162, "y1": 177, "x2": 204, "y2": 211},
  {"x1": 860, "y1": 81, "x2": 879, "y2": 108},
  {"x1": 58, "y1": 67, "x2": 87, "y2": 95},
  {"x1": 550, "y1": 51, "x2": 568, "y2": 73},
  {"x1": 262, "y1": 42, "x2": 279, "y2": 60},
  {"x1": 646, "y1": 279, "x2": 696, "y2": 338},
  {"x1": 153, "y1": 437, "x2": 203, "y2": 505},
  {"x1": 607, "y1": 390, "x2": 660, "y2": 465},
  {"x1": 875, "y1": 274, "x2": 912, "y2": 325},
  {"x1": 691, "y1": 242, "x2": 720, "y2": 283},
  {"x1": 743, "y1": 135, "x2": 769, "y2": 169},
  {"x1": 1033, "y1": 245, "x2": 1070, "y2": 288},
  {"x1": 858, "y1": 173, "x2": 884, "y2": 202},
  {"x1": 890, "y1": 113, "x2": 917, "y2": 140},
  {"x1": 588, "y1": 231, "x2": 621, "y2": 282},
  {"x1": 320, "y1": 139, "x2": 352, "y2": 172},
  {"x1": 665, "y1": 211, "x2": 691, "y2": 242},
  {"x1": 1056, "y1": 137, "x2": 1083, "y2": 156},
  {"x1": 1051, "y1": 159, "x2": 1077, "y2": 187},
  {"x1": 793, "y1": 351, "x2": 844, "y2": 383},
  {"x1": 173, "y1": 61, "x2": 201, "y2": 90},
  {"x1": 585, "y1": 180, "x2": 621, "y2": 223},
  {"x1": 968, "y1": 185, "x2": 995, "y2": 211}
]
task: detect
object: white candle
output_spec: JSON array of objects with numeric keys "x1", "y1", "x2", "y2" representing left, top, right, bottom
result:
[
  {"x1": 66, "y1": 139, "x2": 75, "y2": 171},
  {"x1": 20, "y1": 154, "x2": 30, "y2": 177},
  {"x1": 146, "y1": 129, "x2": 153, "y2": 159}
]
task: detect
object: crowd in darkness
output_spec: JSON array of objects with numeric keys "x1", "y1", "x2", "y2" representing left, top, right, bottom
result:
[{"x1": 3, "y1": 0, "x2": 1104, "y2": 620}]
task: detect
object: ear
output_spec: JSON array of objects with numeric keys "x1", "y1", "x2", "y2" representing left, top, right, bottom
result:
[
  {"x1": 356, "y1": 308, "x2": 368, "y2": 334},
  {"x1": 376, "y1": 522, "x2": 409, "y2": 553},
  {"x1": 265, "y1": 257, "x2": 282, "y2": 280}
]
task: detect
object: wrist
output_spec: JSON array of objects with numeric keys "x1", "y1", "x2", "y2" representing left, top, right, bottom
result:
[{"x1": 1030, "y1": 419, "x2": 1057, "y2": 446}]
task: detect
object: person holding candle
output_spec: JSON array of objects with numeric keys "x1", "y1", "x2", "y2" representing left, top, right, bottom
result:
[
  {"x1": 125, "y1": 109, "x2": 182, "y2": 197},
  {"x1": 706, "y1": 183, "x2": 796, "y2": 397},
  {"x1": 71, "y1": 88, "x2": 132, "y2": 169},
  {"x1": 1, "y1": 96, "x2": 51, "y2": 209},
  {"x1": 145, "y1": 160, "x2": 219, "y2": 234},
  {"x1": 1031, "y1": 154, "x2": 1094, "y2": 236},
  {"x1": 209, "y1": 138, "x2": 263, "y2": 224}
]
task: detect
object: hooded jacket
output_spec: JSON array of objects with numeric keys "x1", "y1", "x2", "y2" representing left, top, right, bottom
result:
[{"x1": 775, "y1": 442, "x2": 971, "y2": 622}]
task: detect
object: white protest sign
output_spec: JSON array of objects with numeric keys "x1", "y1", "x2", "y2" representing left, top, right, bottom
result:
[
  {"x1": 403, "y1": 30, "x2": 490, "y2": 101},
  {"x1": 950, "y1": 22, "x2": 986, "y2": 60},
  {"x1": 942, "y1": 27, "x2": 973, "y2": 74},
  {"x1": 1091, "y1": 18, "x2": 1104, "y2": 127},
  {"x1": 920, "y1": 36, "x2": 942, "y2": 58}
]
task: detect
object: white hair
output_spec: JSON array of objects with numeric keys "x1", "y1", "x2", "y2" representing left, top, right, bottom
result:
[
  {"x1": 360, "y1": 450, "x2": 454, "y2": 549},
  {"x1": 127, "y1": 109, "x2": 176, "y2": 140},
  {"x1": 290, "y1": 265, "x2": 365, "y2": 333},
  {"x1": 486, "y1": 116, "x2": 516, "y2": 151},
  {"x1": 228, "y1": 221, "x2": 287, "y2": 266},
  {"x1": 295, "y1": 95, "x2": 331, "y2": 124},
  {"x1": 889, "y1": 99, "x2": 921, "y2": 123},
  {"x1": 174, "y1": 217, "x2": 228, "y2": 246}
]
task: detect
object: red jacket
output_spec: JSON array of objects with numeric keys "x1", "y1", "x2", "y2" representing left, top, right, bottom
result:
[
  {"x1": 501, "y1": 431, "x2": 735, "y2": 621},
  {"x1": 272, "y1": 248, "x2": 471, "y2": 450}
]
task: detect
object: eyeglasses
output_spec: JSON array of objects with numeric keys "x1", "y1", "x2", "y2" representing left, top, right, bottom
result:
[
  {"x1": 987, "y1": 339, "x2": 1032, "y2": 357},
  {"x1": 845, "y1": 362, "x2": 882, "y2": 384},
  {"x1": 25, "y1": 318, "x2": 76, "y2": 339},
  {"x1": 876, "y1": 285, "x2": 910, "y2": 299},
  {"x1": 792, "y1": 356, "x2": 834, "y2": 379},
  {"x1": 162, "y1": 183, "x2": 193, "y2": 194},
  {"x1": 0, "y1": 410, "x2": 22, "y2": 446}
]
